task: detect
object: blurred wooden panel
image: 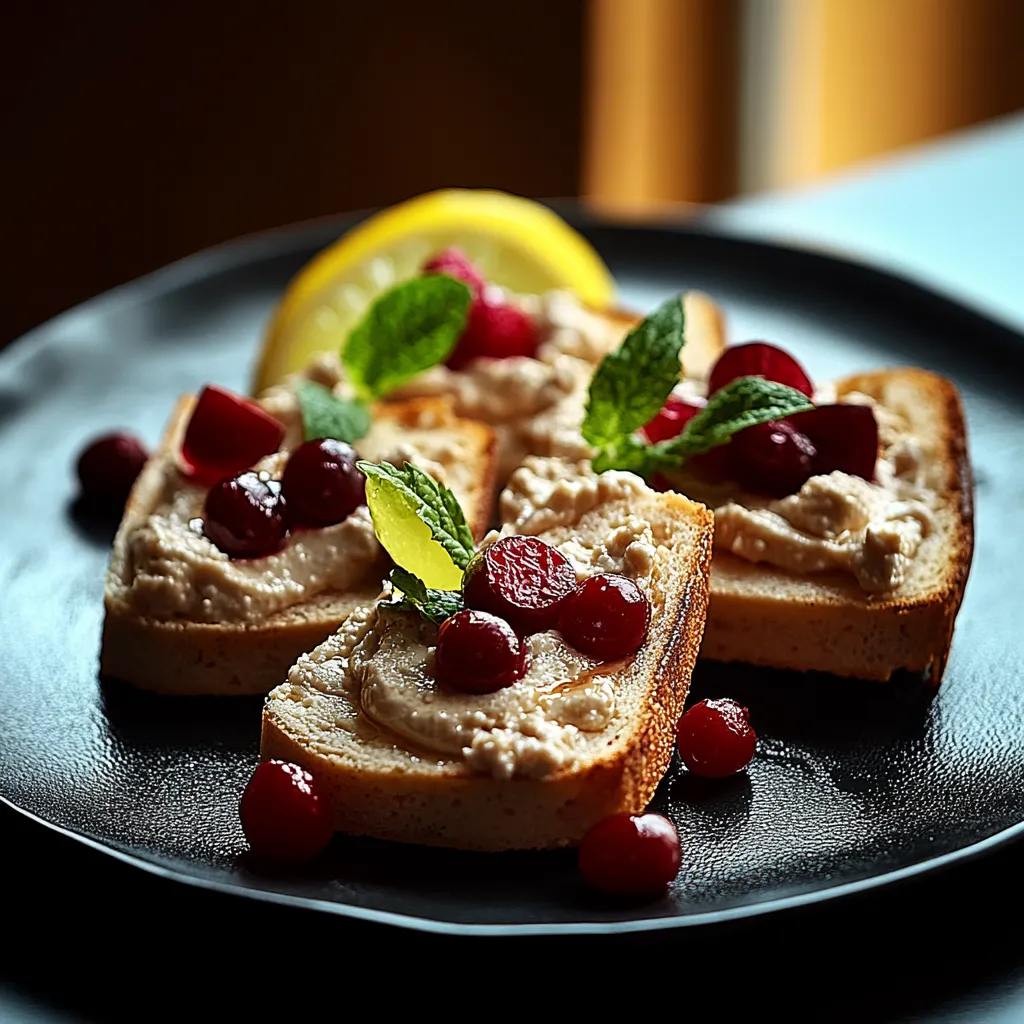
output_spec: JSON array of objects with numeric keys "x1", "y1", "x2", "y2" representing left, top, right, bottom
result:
[
  {"x1": 0, "y1": 0, "x2": 585, "y2": 344},
  {"x1": 583, "y1": 0, "x2": 740, "y2": 210}
]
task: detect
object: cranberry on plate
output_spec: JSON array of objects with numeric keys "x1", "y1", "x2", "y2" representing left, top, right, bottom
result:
[
  {"x1": 203, "y1": 471, "x2": 288, "y2": 559},
  {"x1": 281, "y1": 438, "x2": 365, "y2": 529},
  {"x1": 792, "y1": 403, "x2": 879, "y2": 482},
  {"x1": 676, "y1": 698, "x2": 757, "y2": 778},
  {"x1": 76, "y1": 432, "x2": 148, "y2": 508},
  {"x1": 559, "y1": 573, "x2": 650, "y2": 661},
  {"x1": 435, "y1": 609, "x2": 527, "y2": 694},
  {"x1": 240, "y1": 760, "x2": 334, "y2": 863},
  {"x1": 641, "y1": 395, "x2": 703, "y2": 444},
  {"x1": 181, "y1": 384, "x2": 285, "y2": 487},
  {"x1": 707, "y1": 341, "x2": 814, "y2": 398},
  {"x1": 728, "y1": 419, "x2": 818, "y2": 498},
  {"x1": 578, "y1": 812, "x2": 681, "y2": 896},
  {"x1": 462, "y1": 536, "x2": 577, "y2": 635},
  {"x1": 422, "y1": 247, "x2": 486, "y2": 297}
]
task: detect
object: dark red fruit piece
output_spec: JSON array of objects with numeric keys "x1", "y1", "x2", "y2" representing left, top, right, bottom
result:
[
  {"x1": 239, "y1": 759, "x2": 334, "y2": 863},
  {"x1": 641, "y1": 395, "x2": 703, "y2": 444},
  {"x1": 422, "y1": 247, "x2": 487, "y2": 297},
  {"x1": 445, "y1": 295, "x2": 539, "y2": 370},
  {"x1": 728, "y1": 420, "x2": 817, "y2": 498},
  {"x1": 791, "y1": 403, "x2": 879, "y2": 482},
  {"x1": 76, "y1": 432, "x2": 148, "y2": 507},
  {"x1": 578, "y1": 813, "x2": 681, "y2": 896},
  {"x1": 181, "y1": 384, "x2": 285, "y2": 487},
  {"x1": 676, "y1": 698, "x2": 757, "y2": 778},
  {"x1": 462, "y1": 536, "x2": 577, "y2": 635},
  {"x1": 434, "y1": 610, "x2": 527, "y2": 694},
  {"x1": 203, "y1": 471, "x2": 288, "y2": 558},
  {"x1": 707, "y1": 342, "x2": 814, "y2": 398},
  {"x1": 559, "y1": 573, "x2": 650, "y2": 661},
  {"x1": 280, "y1": 438, "x2": 365, "y2": 529}
]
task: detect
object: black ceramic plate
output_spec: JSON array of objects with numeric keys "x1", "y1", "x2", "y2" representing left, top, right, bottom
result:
[{"x1": 2, "y1": 213, "x2": 1023, "y2": 936}]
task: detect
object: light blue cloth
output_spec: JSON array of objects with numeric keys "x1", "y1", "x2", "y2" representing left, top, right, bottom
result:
[{"x1": 704, "y1": 112, "x2": 1024, "y2": 331}]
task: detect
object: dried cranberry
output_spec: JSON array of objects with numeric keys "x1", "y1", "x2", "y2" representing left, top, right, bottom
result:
[
  {"x1": 559, "y1": 574, "x2": 650, "y2": 661},
  {"x1": 76, "y1": 432, "x2": 148, "y2": 508},
  {"x1": 239, "y1": 760, "x2": 334, "y2": 863},
  {"x1": 641, "y1": 395, "x2": 703, "y2": 444},
  {"x1": 181, "y1": 384, "x2": 285, "y2": 487},
  {"x1": 708, "y1": 342, "x2": 814, "y2": 398},
  {"x1": 280, "y1": 438, "x2": 365, "y2": 529},
  {"x1": 578, "y1": 813, "x2": 681, "y2": 896},
  {"x1": 435, "y1": 610, "x2": 527, "y2": 694},
  {"x1": 791, "y1": 403, "x2": 879, "y2": 482},
  {"x1": 203, "y1": 471, "x2": 288, "y2": 558},
  {"x1": 422, "y1": 247, "x2": 487, "y2": 297},
  {"x1": 676, "y1": 698, "x2": 757, "y2": 778},
  {"x1": 462, "y1": 536, "x2": 577, "y2": 635},
  {"x1": 728, "y1": 420, "x2": 817, "y2": 497},
  {"x1": 445, "y1": 294, "x2": 538, "y2": 369}
]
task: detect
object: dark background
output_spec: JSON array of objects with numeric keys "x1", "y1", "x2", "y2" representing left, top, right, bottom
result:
[{"x1": 1, "y1": 1, "x2": 585, "y2": 345}]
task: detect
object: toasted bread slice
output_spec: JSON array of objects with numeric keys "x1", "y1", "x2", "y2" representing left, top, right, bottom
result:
[
  {"x1": 101, "y1": 395, "x2": 497, "y2": 696},
  {"x1": 261, "y1": 486, "x2": 713, "y2": 851},
  {"x1": 700, "y1": 368, "x2": 974, "y2": 682}
]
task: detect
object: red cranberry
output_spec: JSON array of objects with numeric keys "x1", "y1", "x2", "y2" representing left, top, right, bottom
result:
[
  {"x1": 203, "y1": 471, "x2": 288, "y2": 558},
  {"x1": 676, "y1": 698, "x2": 757, "y2": 778},
  {"x1": 728, "y1": 420, "x2": 817, "y2": 497},
  {"x1": 76, "y1": 432, "x2": 148, "y2": 507},
  {"x1": 434, "y1": 610, "x2": 527, "y2": 694},
  {"x1": 708, "y1": 342, "x2": 814, "y2": 398},
  {"x1": 181, "y1": 384, "x2": 285, "y2": 487},
  {"x1": 559, "y1": 574, "x2": 650, "y2": 661},
  {"x1": 641, "y1": 395, "x2": 703, "y2": 444},
  {"x1": 791, "y1": 403, "x2": 879, "y2": 481},
  {"x1": 422, "y1": 247, "x2": 486, "y2": 297},
  {"x1": 578, "y1": 813, "x2": 681, "y2": 896},
  {"x1": 446, "y1": 294, "x2": 539, "y2": 370},
  {"x1": 280, "y1": 438, "x2": 365, "y2": 529},
  {"x1": 239, "y1": 760, "x2": 334, "y2": 863},
  {"x1": 462, "y1": 536, "x2": 577, "y2": 635}
]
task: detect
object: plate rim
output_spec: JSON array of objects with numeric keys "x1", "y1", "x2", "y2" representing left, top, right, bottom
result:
[{"x1": 4, "y1": 208, "x2": 1023, "y2": 936}]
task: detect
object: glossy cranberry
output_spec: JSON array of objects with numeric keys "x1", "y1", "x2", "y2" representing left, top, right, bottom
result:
[
  {"x1": 791, "y1": 403, "x2": 879, "y2": 481},
  {"x1": 462, "y1": 536, "x2": 577, "y2": 635},
  {"x1": 422, "y1": 247, "x2": 486, "y2": 297},
  {"x1": 181, "y1": 384, "x2": 285, "y2": 487},
  {"x1": 435, "y1": 610, "x2": 527, "y2": 694},
  {"x1": 728, "y1": 420, "x2": 817, "y2": 497},
  {"x1": 203, "y1": 471, "x2": 288, "y2": 558},
  {"x1": 707, "y1": 342, "x2": 814, "y2": 398},
  {"x1": 578, "y1": 813, "x2": 681, "y2": 896},
  {"x1": 641, "y1": 395, "x2": 703, "y2": 444},
  {"x1": 676, "y1": 698, "x2": 757, "y2": 778},
  {"x1": 559, "y1": 574, "x2": 650, "y2": 661},
  {"x1": 280, "y1": 438, "x2": 365, "y2": 529},
  {"x1": 239, "y1": 760, "x2": 334, "y2": 863},
  {"x1": 76, "y1": 432, "x2": 148, "y2": 507},
  {"x1": 446, "y1": 294, "x2": 539, "y2": 370}
]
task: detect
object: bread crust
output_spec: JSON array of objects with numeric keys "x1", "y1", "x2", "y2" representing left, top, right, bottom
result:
[
  {"x1": 101, "y1": 394, "x2": 498, "y2": 696},
  {"x1": 700, "y1": 367, "x2": 975, "y2": 682},
  {"x1": 261, "y1": 493, "x2": 714, "y2": 851}
]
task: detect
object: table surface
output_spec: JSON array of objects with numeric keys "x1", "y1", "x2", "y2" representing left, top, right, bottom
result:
[{"x1": 3, "y1": 113, "x2": 1023, "y2": 1022}]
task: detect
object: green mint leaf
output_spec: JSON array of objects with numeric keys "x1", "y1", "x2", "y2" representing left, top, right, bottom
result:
[
  {"x1": 294, "y1": 380, "x2": 371, "y2": 443},
  {"x1": 581, "y1": 294, "x2": 686, "y2": 448},
  {"x1": 591, "y1": 435, "x2": 663, "y2": 477},
  {"x1": 383, "y1": 567, "x2": 464, "y2": 624},
  {"x1": 356, "y1": 459, "x2": 475, "y2": 591},
  {"x1": 656, "y1": 376, "x2": 815, "y2": 463},
  {"x1": 342, "y1": 276, "x2": 472, "y2": 400}
]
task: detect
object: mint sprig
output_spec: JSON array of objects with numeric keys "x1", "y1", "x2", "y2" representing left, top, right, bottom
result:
[
  {"x1": 583, "y1": 298, "x2": 814, "y2": 480},
  {"x1": 383, "y1": 567, "x2": 464, "y2": 624},
  {"x1": 582, "y1": 295, "x2": 685, "y2": 447},
  {"x1": 294, "y1": 380, "x2": 371, "y2": 444},
  {"x1": 342, "y1": 276, "x2": 472, "y2": 401}
]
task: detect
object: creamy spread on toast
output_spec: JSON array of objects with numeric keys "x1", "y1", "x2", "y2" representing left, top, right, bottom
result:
[{"x1": 272, "y1": 460, "x2": 659, "y2": 780}]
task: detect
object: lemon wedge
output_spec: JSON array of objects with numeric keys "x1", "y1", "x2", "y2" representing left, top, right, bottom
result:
[{"x1": 253, "y1": 189, "x2": 616, "y2": 393}]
